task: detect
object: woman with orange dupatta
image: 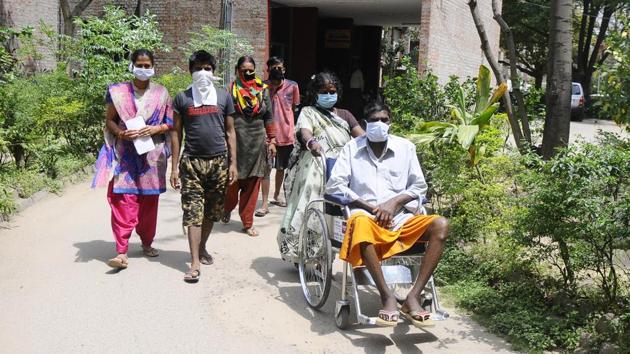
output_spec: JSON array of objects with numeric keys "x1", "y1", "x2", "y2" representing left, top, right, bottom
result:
[{"x1": 222, "y1": 56, "x2": 276, "y2": 237}]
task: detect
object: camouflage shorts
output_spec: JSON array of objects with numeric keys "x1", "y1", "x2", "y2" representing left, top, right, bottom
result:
[{"x1": 180, "y1": 155, "x2": 228, "y2": 227}]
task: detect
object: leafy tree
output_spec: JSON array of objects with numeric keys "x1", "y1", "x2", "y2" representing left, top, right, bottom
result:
[
  {"x1": 574, "y1": 0, "x2": 629, "y2": 106},
  {"x1": 181, "y1": 26, "x2": 253, "y2": 86},
  {"x1": 502, "y1": 0, "x2": 549, "y2": 88},
  {"x1": 598, "y1": 11, "x2": 629, "y2": 127}
]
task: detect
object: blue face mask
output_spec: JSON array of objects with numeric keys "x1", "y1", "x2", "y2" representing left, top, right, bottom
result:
[{"x1": 316, "y1": 93, "x2": 338, "y2": 109}]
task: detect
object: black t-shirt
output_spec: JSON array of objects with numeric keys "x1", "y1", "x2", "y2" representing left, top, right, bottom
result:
[{"x1": 173, "y1": 88, "x2": 235, "y2": 158}]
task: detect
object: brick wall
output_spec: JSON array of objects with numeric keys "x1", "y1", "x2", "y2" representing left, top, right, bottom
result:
[
  {"x1": 2, "y1": 0, "x2": 59, "y2": 70},
  {"x1": 231, "y1": 0, "x2": 268, "y2": 77},
  {"x1": 419, "y1": 0, "x2": 502, "y2": 83},
  {"x1": 70, "y1": 0, "x2": 267, "y2": 77}
]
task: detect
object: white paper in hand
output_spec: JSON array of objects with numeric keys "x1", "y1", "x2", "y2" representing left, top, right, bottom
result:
[{"x1": 125, "y1": 116, "x2": 155, "y2": 155}]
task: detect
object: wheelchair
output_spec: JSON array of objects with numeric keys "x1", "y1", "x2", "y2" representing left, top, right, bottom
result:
[{"x1": 297, "y1": 157, "x2": 449, "y2": 329}]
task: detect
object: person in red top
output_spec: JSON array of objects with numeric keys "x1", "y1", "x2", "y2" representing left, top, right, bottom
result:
[{"x1": 256, "y1": 57, "x2": 300, "y2": 217}]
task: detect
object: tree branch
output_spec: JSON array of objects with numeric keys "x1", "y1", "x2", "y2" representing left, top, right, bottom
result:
[
  {"x1": 59, "y1": 0, "x2": 71, "y2": 19},
  {"x1": 581, "y1": 4, "x2": 598, "y2": 71},
  {"x1": 71, "y1": 0, "x2": 95, "y2": 17},
  {"x1": 598, "y1": 51, "x2": 610, "y2": 66},
  {"x1": 588, "y1": 4, "x2": 614, "y2": 72},
  {"x1": 468, "y1": 0, "x2": 524, "y2": 149},
  {"x1": 499, "y1": 59, "x2": 537, "y2": 76},
  {"x1": 492, "y1": 0, "x2": 531, "y2": 143},
  {"x1": 577, "y1": 0, "x2": 590, "y2": 64}
]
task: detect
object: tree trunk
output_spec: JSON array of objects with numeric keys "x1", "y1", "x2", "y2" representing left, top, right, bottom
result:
[
  {"x1": 468, "y1": 0, "x2": 525, "y2": 152},
  {"x1": 59, "y1": 0, "x2": 95, "y2": 37},
  {"x1": 534, "y1": 72, "x2": 544, "y2": 89},
  {"x1": 491, "y1": 0, "x2": 532, "y2": 144},
  {"x1": 542, "y1": 0, "x2": 573, "y2": 159},
  {"x1": 62, "y1": 17, "x2": 74, "y2": 37}
]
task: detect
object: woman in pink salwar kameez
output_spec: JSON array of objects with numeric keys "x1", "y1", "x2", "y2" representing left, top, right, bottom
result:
[{"x1": 92, "y1": 49, "x2": 173, "y2": 269}]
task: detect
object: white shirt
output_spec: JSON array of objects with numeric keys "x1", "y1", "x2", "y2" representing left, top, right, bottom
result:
[{"x1": 325, "y1": 135, "x2": 428, "y2": 227}]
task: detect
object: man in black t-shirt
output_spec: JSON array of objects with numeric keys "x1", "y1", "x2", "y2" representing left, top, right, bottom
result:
[{"x1": 170, "y1": 50, "x2": 238, "y2": 283}]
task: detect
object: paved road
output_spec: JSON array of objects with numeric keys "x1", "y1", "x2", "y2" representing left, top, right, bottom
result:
[
  {"x1": 0, "y1": 179, "x2": 516, "y2": 353},
  {"x1": 569, "y1": 119, "x2": 627, "y2": 144}
]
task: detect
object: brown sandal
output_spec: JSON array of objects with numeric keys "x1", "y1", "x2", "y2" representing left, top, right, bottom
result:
[
  {"x1": 400, "y1": 309, "x2": 435, "y2": 328},
  {"x1": 375, "y1": 310, "x2": 399, "y2": 327},
  {"x1": 184, "y1": 269, "x2": 200, "y2": 283},
  {"x1": 255, "y1": 208, "x2": 269, "y2": 217},
  {"x1": 142, "y1": 247, "x2": 159, "y2": 257}
]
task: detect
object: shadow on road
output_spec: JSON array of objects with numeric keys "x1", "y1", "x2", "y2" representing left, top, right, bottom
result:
[
  {"x1": 73, "y1": 239, "x2": 191, "y2": 273},
  {"x1": 250, "y1": 256, "x2": 440, "y2": 353}
]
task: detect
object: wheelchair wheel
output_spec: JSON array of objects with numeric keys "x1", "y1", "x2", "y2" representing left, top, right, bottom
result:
[
  {"x1": 298, "y1": 207, "x2": 332, "y2": 310},
  {"x1": 335, "y1": 303, "x2": 351, "y2": 330}
]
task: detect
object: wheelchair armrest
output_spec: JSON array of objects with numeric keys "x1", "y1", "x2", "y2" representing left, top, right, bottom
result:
[{"x1": 324, "y1": 194, "x2": 352, "y2": 207}]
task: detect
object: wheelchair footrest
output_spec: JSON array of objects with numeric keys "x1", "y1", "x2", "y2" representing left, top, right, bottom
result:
[
  {"x1": 431, "y1": 309, "x2": 450, "y2": 321},
  {"x1": 353, "y1": 265, "x2": 413, "y2": 286}
]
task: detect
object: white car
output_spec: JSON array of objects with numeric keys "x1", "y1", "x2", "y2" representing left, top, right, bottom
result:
[{"x1": 571, "y1": 82, "x2": 585, "y2": 121}]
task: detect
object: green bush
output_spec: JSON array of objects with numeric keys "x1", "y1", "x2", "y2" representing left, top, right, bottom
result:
[
  {"x1": 517, "y1": 134, "x2": 629, "y2": 303},
  {"x1": 385, "y1": 57, "x2": 477, "y2": 135},
  {"x1": 155, "y1": 69, "x2": 191, "y2": 97},
  {"x1": 0, "y1": 6, "x2": 168, "y2": 220},
  {"x1": 432, "y1": 131, "x2": 630, "y2": 352},
  {"x1": 181, "y1": 26, "x2": 253, "y2": 82}
]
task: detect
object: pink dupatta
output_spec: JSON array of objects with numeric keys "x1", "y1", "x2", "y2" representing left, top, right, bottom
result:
[{"x1": 92, "y1": 81, "x2": 173, "y2": 195}]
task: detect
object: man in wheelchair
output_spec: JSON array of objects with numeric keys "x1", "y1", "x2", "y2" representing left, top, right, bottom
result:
[{"x1": 325, "y1": 101, "x2": 449, "y2": 328}]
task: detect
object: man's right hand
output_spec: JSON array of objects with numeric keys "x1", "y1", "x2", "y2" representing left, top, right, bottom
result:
[
  {"x1": 170, "y1": 171, "x2": 180, "y2": 189},
  {"x1": 119, "y1": 129, "x2": 139, "y2": 141}
]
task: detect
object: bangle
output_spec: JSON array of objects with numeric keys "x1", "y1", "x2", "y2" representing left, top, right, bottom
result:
[{"x1": 306, "y1": 138, "x2": 316, "y2": 151}]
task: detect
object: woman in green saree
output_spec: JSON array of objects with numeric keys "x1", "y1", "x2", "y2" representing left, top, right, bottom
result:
[{"x1": 277, "y1": 72, "x2": 364, "y2": 263}]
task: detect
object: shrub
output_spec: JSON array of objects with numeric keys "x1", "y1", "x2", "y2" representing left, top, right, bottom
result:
[
  {"x1": 155, "y1": 69, "x2": 191, "y2": 97},
  {"x1": 181, "y1": 26, "x2": 254, "y2": 83},
  {"x1": 516, "y1": 135, "x2": 629, "y2": 304}
]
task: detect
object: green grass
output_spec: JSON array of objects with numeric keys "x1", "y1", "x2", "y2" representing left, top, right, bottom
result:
[{"x1": 0, "y1": 154, "x2": 94, "y2": 219}]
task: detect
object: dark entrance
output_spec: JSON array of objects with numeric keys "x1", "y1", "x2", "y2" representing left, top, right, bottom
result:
[{"x1": 269, "y1": 5, "x2": 382, "y2": 120}]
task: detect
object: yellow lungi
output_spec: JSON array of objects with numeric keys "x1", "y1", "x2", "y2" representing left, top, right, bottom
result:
[{"x1": 340, "y1": 213, "x2": 438, "y2": 267}]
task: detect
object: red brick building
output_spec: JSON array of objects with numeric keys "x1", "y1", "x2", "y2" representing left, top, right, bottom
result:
[{"x1": 1, "y1": 0, "x2": 501, "y2": 92}]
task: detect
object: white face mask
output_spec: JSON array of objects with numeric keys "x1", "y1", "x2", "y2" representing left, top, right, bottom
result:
[
  {"x1": 366, "y1": 121, "x2": 390, "y2": 142},
  {"x1": 132, "y1": 66, "x2": 154, "y2": 81},
  {"x1": 192, "y1": 69, "x2": 214, "y2": 89}
]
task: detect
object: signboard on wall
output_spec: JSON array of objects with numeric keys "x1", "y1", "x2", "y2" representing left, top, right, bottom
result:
[{"x1": 324, "y1": 29, "x2": 352, "y2": 49}]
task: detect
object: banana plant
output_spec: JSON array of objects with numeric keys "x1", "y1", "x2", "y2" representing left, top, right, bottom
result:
[{"x1": 409, "y1": 65, "x2": 507, "y2": 167}]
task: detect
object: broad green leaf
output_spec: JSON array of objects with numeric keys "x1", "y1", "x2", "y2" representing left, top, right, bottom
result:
[
  {"x1": 457, "y1": 125, "x2": 479, "y2": 150},
  {"x1": 475, "y1": 65, "x2": 491, "y2": 114},
  {"x1": 471, "y1": 103, "x2": 499, "y2": 127},
  {"x1": 408, "y1": 134, "x2": 436, "y2": 145}
]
